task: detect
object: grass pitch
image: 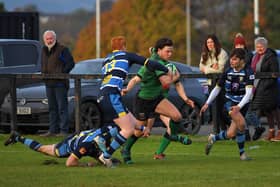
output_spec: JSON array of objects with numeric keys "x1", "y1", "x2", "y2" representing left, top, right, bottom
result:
[{"x1": 0, "y1": 133, "x2": 279, "y2": 187}]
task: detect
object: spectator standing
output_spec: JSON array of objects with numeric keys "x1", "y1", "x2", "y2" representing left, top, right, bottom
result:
[
  {"x1": 40, "y1": 30, "x2": 75, "y2": 137},
  {"x1": 232, "y1": 33, "x2": 253, "y2": 67},
  {"x1": 199, "y1": 34, "x2": 228, "y2": 134},
  {"x1": 250, "y1": 37, "x2": 279, "y2": 141}
]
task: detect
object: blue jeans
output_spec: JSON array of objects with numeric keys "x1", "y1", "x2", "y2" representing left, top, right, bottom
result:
[
  {"x1": 46, "y1": 86, "x2": 69, "y2": 134},
  {"x1": 245, "y1": 108, "x2": 261, "y2": 128}
]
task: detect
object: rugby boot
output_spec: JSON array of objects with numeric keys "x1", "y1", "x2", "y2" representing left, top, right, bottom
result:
[
  {"x1": 98, "y1": 153, "x2": 113, "y2": 168},
  {"x1": 205, "y1": 134, "x2": 215, "y2": 155},
  {"x1": 240, "y1": 152, "x2": 252, "y2": 161},
  {"x1": 4, "y1": 131, "x2": 20, "y2": 146},
  {"x1": 120, "y1": 148, "x2": 134, "y2": 164},
  {"x1": 178, "y1": 135, "x2": 192, "y2": 145},
  {"x1": 153, "y1": 153, "x2": 166, "y2": 160}
]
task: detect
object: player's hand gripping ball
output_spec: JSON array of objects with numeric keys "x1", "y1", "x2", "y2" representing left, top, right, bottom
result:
[{"x1": 166, "y1": 63, "x2": 177, "y2": 75}]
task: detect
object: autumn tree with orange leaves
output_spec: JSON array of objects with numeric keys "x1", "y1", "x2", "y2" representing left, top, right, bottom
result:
[
  {"x1": 73, "y1": 0, "x2": 191, "y2": 63},
  {"x1": 74, "y1": 0, "x2": 280, "y2": 65}
]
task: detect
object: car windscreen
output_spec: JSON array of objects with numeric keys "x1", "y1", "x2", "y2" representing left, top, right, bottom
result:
[
  {"x1": 70, "y1": 60, "x2": 192, "y2": 75},
  {"x1": 70, "y1": 60, "x2": 103, "y2": 74},
  {"x1": 128, "y1": 61, "x2": 192, "y2": 74},
  {"x1": 172, "y1": 62, "x2": 192, "y2": 73},
  {"x1": 0, "y1": 44, "x2": 38, "y2": 67}
]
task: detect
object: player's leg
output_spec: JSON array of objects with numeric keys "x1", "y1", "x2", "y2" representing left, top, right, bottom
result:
[
  {"x1": 4, "y1": 131, "x2": 56, "y2": 156},
  {"x1": 157, "y1": 99, "x2": 192, "y2": 144},
  {"x1": 155, "y1": 98, "x2": 181, "y2": 122},
  {"x1": 231, "y1": 107, "x2": 251, "y2": 160},
  {"x1": 154, "y1": 99, "x2": 191, "y2": 159},
  {"x1": 97, "y1": 93, "x2": 132, "y2": 167},
  {"x1": 153, "y1": 111, "x2": 173, "y2": 159},
  {"x1": 205, "y1": 103, "x2": 231, "y2": 155},
  {"x1": 121, "y1": 120, "x2": 146, "y2": 164},
  {"x1": 37, "y1": 145, "x2": 56, "y2": 156},
  {"x1": 215, "y1": 102, "x2": 234, "y2": 140},
  {"x1": 156, "y1": 99, "x2": 188, "y2": 143},
  {"x1": 122, "y1": 96, "x2": 159, "y2": 162},
  {"x1": 154, "y1": 118, "x2": 191, "y2": 159},
  {"x1": 94, "y1": 125, "x2": 119, "y2": 153},
  {"x1": 99, "y1": 112, "x2": 135, "y2": 167},
  {"x1": 169, "y1": 118, "x2": 192, "y2": 145}
]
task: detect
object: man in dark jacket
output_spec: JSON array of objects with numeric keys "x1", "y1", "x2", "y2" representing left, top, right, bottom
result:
[
  {"x1": 40, "y1": 30, "x2": 75, "y2": 137},
  {"x1": 250, "y1": 37, "x2": 279, "y2": 141}
]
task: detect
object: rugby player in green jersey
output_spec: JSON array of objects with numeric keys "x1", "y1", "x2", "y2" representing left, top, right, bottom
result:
[{"x1": 121, "y1": 38, "x2": 195, "y2": 164}]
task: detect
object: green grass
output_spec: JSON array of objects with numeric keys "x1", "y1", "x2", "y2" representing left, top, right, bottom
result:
[{"x1": 0, "y1": 133, "x2": 280, "y2": 187}]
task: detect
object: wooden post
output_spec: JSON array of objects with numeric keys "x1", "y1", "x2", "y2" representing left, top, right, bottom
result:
[
  {"x1": 10, "y1": 77, "x2": 17, "y2": 132},
  {"x1": 74, "y1": 78, "x2": 81, "y2": 133}
]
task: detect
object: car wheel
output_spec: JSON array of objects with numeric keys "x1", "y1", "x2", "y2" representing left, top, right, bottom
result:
[
  {"x1": 179, "y1": 104, "x2": 202, "y2": 135},
  {"x1": 80, "y1": 102, "x2": 102, "y2": 130}
]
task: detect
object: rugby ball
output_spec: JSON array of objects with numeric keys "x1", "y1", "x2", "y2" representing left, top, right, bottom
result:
[{"x1": 166, "y1": 63, "x2": 177, "y2": 74}]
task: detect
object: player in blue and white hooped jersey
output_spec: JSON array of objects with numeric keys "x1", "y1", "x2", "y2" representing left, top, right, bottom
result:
[
  {"x1": 97, "y1": 36, "x2": 170, "y2": 167},
  {"x1": 4, "y1": 125, "x2": 119, "y2": 167},
  {"x1": 200, "y1": 48, "x2": 255, "y2": 161}
]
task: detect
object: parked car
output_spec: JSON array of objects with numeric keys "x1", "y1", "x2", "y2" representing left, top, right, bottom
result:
[
  {"x1": 0, "y1": 59, "x2": 208, "y2": 134},
  {"x1": 189, "y1": 66, "x2": 209, "y2": 95},
  {"x1": 0, "y1": 39, "x2": 42, "y2": 106}
]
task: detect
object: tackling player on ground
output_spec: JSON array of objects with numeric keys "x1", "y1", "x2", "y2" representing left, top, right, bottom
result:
[{"x1": 4, "y1": 126, "x2": 119, "y2": 167}]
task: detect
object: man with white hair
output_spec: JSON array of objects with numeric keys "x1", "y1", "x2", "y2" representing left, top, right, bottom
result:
[{"x1": 40, "y1": 30, "x2": 75, "y2": 137}]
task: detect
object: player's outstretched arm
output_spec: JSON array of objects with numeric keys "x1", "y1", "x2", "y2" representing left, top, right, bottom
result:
[
  {"x1": 122, "y1": 75, "x2": 141, "y2": 96},
  {"x1": 174, "y1": 82, "x2": 195, "y2": 108},
  {"x1": 66, "y1": 154, "x2": 95, "y2": 167}
]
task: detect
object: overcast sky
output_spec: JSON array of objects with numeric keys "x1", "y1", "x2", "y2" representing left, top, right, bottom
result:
[{"x1": 1, "y1": 0, "x2": 96, "y2": 13}]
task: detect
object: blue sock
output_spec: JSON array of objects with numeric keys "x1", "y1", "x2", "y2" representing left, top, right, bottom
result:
[
  {"x1": 104, "y1": 132, "x2": 126, "y2": 158},
  {"x1": 109, "y1": 126, "x2": 119, "y2": 138},
  {"x1": 215, "y1": 130, "x2": 227, "y2": 141},
  {"x1": 236, "y1": 131, "x2": 245, "y2": 155},
  {"x1": 18, "y1": 136, "x2": 41, "y2": 151}
]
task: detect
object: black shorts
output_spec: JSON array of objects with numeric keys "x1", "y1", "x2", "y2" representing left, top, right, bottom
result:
[
  {"x1": 54, "y1": 134, "x2": 75, "y2": 157},
  {"x1": 134, "y1": 95, "x2": 164, "y2": 121},
  {"x1": 98, "y1": 93, "x2": 129, "y2": 123}
]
